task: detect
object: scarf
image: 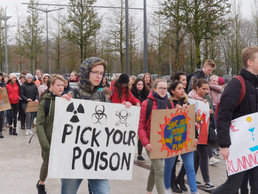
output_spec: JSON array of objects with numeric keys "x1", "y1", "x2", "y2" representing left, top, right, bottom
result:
[{"x1": 153, "y1": 91, "x2": 168, "y2": 109}]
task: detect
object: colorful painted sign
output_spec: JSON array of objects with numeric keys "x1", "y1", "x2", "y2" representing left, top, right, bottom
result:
[
  {"x1": 0, "y1": 87, "x2": 11, "y2": 111},
  {"x1": 226, "y1": 113, "x2": 258, "y2": 176},
  {"x1": 188, "y1": 99, "x2": 210, "y2": 144},
  {"x1": 48, "y1": 97, "x2": 140, "y2": 180},
  {"x1": 150, "y1": 104, "x2": 196, "y2": 159}
]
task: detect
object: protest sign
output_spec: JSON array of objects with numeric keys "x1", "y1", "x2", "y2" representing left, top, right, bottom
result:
[
  {"x1": 150, "y1": 104, "x2": 196, "y2": 159},
  {"x1": 0, "y1": 87, "x2": 11, "y2": 111},
  {"x1": 48, "y1": 97, "x2": 140, "y2": 180},
  {"x1": 188, "y1": 99, "x2": 210, "y2": 144},
  {"x1": 226, "y1": 113, "x2": 258, "y2": 176},
  {"x1": 26, "y1": 101, "x2": 39, "y2": 112}
]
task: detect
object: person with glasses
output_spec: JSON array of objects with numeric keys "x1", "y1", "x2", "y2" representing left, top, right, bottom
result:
[
  {"x1": 61, "y1": 57, "x2": 110, "y2": 194},
  {"x1": 138, "y1": 79, "x2": 174, "y2": 194},
  {"x1": 109, "y1": 73, "x2": 141, "y2": 107}
]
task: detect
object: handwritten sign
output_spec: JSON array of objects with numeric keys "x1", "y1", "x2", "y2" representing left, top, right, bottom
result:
[
  {"x1": 0, "y1": 87, "x2": 11, "y2": 111},
  {"x1": 226, "y1": 113, "x2": 258, "y2": 176},
  {"x1": 26, "y1": 101, "x2": 39, "y2": 112},
  {"x1": 48, "y1": 97, "x2": 140, "y2": 180},
  {"x1": 188, "y1": 99, "x2": 210, "y2": 144},
  {"x1": 150, "y1": 105, "x2": 196, "y2": 159}
]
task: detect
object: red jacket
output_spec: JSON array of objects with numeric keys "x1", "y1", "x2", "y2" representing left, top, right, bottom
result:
[
  {"x1": 6, "y1": 82, "x2": 20, "y2": 104},
  {"x1": 109, "y1": 86, "x2": 140, "y2": 105},
  {"x1": 138, "y1": 91, "x2": 174, "y2": 146}
]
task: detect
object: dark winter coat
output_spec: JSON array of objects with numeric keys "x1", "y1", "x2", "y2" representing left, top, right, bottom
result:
[
  {"x1": 187, "y1": 69, "x2": 208, "y2": 93},
  {"x1": 20, "y1": 81, "x2": 39, "y2": 103},
  {"x1": 131, "y1": 88, "x2": 149, "y2": 103},
  {"x1": 217, "y1": 68, "x2": 258, "y2": 148}
]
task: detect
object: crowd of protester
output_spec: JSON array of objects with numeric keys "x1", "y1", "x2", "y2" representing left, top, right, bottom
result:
[{"x1": 1, "y1": 46, "x2": 258, "y2": 194}]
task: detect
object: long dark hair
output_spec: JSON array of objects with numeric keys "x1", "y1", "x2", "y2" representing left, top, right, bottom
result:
[
  {"x1": 169, "y1": 81, "x2": 183, "y2": 97},
  {"x1": 131, "y1": 78, "x2": 150, "y2": 102},
  {"x1": 114, "y1": 79, "x2": 130, "y2": 100}
]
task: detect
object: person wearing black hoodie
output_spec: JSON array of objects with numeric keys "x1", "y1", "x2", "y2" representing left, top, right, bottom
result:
[{"x1": 62, "y1": 76, "x2": 72, "y2": 95}]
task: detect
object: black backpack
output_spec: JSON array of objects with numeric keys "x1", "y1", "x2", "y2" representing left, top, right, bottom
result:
[{"x1": 145, "y1": 99, "x2": 172, "y2": 122}]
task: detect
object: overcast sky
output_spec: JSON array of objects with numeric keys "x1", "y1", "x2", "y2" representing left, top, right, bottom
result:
[{"x1": 0, "y1": 0, "x2": 255, "y2": 43}]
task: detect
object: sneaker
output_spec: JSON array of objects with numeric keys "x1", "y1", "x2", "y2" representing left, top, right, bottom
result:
[
  {"x1": 213, "y1": 150, "x2": 220, "y2": 157},
  {"x1": 25, "y1": 129, "x2": 30, "y2": 136},
  {"x1": 209, "y1": 156, "x2": 220, "y2": 166},
  {"x1": 36, "y1": 181, "x2": 47, "y2": 194},
  {"x1": 137, "y1": 156, "x2": 146, "y2": 163},
  {"x1": 196, "y1": 181, "x2": 202, "y2": 187},
  {"x1": 204, "y1": 182, "x2": 215, "y2": 191},
  {"x1": 29, "y1": 130, "x2": 34, "y2": 135},
  {"x1": 165, "y1": 188, "x2": 173, "y2": 194},
  {"x1": 0, "y1": 132, "x2": 4, "y2": 138}
]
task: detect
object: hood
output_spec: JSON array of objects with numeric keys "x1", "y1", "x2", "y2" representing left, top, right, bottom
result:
[
  {"x1": 79, "y1": 57, "x2": 105, "y2": 94},
  {"x1": 42, "y1": 93, "x2": 56, "y2": 100}
]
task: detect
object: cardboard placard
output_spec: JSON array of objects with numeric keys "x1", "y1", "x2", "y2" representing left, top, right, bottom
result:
[
  {"x1": 26, "y1": 101, "x2": 39, "y2": 112},
  {"x1": 188, "y1": 99, "x2": 210, "y2": 145},
  {"x1": 226, "y1": 113, "x2": 258, "y2": 176},
  {"x1": 150, "y1": 104, "x2": 196, "y2": 159},
  {"x1": 48, "y1": 97, "x2": 140, "y2": 180},
  {"x1": 0, "y1": 87, "x2": 11, "y2": 111}
]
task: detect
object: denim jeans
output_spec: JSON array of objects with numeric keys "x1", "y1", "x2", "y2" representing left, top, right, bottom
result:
[
  {"x1": 61, "y1": 178, "x2": 110, "y2": 194},
  {"x1": 164, "y1": 151, "x2": 197, "y2": 193},
  {"x1": 211, "y1": 166, "x2": 258, "y2": 194}
]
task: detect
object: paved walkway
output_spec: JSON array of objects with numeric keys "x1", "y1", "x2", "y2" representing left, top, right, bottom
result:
[{"x1": 0, "y1": 124, "x2": 228, "y2": 194}]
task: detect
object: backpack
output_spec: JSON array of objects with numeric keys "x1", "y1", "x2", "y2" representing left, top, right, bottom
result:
[
  {"x1": 146, "y1": 98, "x2": 172, "y2": 122},
  {"x1": 215, "y1": 75, "x2": 246, "y2": 121}
]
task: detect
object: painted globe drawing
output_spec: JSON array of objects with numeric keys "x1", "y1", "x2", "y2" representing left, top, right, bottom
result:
[{"x1": 164, "y1": 115, "x2": 187, "y2": 150}]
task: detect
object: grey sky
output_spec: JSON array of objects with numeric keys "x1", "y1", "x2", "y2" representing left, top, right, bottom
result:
[{"x1": 0, "y1": 0, "x2": 255, "y2": 44}]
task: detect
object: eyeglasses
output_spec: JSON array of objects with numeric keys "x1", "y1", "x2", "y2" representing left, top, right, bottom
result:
[
  {"x1": 90, "y1": 71, "x2": 104, "y2": 77},
  {"x1": 157, "y1": 87, "x2": 167, "y2": 91}
]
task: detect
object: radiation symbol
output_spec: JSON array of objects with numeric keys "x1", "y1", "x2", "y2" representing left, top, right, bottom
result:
[{"x1": 66, "y1": 102, "x2": 85, "y2": 123}]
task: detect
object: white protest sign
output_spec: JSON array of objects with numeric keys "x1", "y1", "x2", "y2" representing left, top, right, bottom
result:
[
  {"x1": 188, "y1": 99, "x2": 210, "y2": 144},
  {"x1": 48, "y1": 97, "x2": 140, "y2": 180},
  {"x1": 226, "y1": 113, "x2": 258, "y2": 176}
]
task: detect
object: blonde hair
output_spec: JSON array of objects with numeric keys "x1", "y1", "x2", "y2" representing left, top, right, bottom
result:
[
  {"x1": 153, "y1": 79, "x2": 167, "y2": 89},
  {"x1": 242, "y1": 46, "x2": 258, "y2": 68},
  {"x1": 209, "y1": 75, "x2": 218, "y2": 81},
  {"x1": 50, "y1": 74, "x2": 65, "y2": 85},
  {"x1": 204, "y1": 59, "x2": 216, "y2": 68}
]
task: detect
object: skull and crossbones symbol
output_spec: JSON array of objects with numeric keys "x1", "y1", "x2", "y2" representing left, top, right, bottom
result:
[{"x1": 115, "y1": 109, "x2": 131, "y2": 127}]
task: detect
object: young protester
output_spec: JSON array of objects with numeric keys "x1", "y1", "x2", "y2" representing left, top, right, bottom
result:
[
  {"x1": 143, "y1": 73, "x2": 153, "y2": 89},
  {"x1": 209, "y1": 75, "x2": 224, "y2": 109},
  {"x1": 98, "y1": 76, "x2": 110, "y2": 91},
  {"x1": 171, "y1": 72, "x2": 187, "y2": 91},
  {"x1": 36, "y1": 74, "x2": 65, "y2": 194},
  {"x1": 138, "y1": 79, "x2": 174, "y2": 194},
  {"x1": 211, "y1": 47, "x2": 258, "y2": 194},
  {"x1": 188, "y1": 78, "x2": 215, "y2": 192},
  {"x1": 109, "y1": 74, "x2": 141, "y2": 106},
  {"x1": 129, "y1": 75, "x2": 136, "y2": 90},
  {"x1": 18, "y1": 75, "x2": 26, "y2": 130},
  {"x1": 164, "y1": 81, "x2": 199, "y2": 194},
  {"x1": 20, "y1": 73, "x2": 39, "y2": 136},
  {"x1": 0, "y1": 73, "x2": 5, "y2": 138},
  {"x1": 131, "y1": 78, "x2": 150, "y2": 162},
  {"x1": 62, "y1": 76, "x2": 71, "y2": 95},
  {"x1": 61, "y1": 57, "x2": 110, "y2": 194},
  {"x1": 187, "y1": 59, "x2": 216, "y2": 93},
  {"x1": 6, "y1": 73, "x2": 20, "y2": 135},
  {"x1": 38, "y1": 74, "x2": 51, "y2": 98}
]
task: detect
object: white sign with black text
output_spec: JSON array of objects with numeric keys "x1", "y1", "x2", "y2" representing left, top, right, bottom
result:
[{"x1": 48, "y1": 97, "x2": 140, "y2": 180}]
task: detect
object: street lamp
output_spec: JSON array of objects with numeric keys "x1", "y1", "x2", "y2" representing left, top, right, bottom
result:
[
  {"x1": 0, "y1": 15, "x2": 11, "y2": 74},
  {"x1": 33, "y1": 7, "x2": 63, "y2": 74}
]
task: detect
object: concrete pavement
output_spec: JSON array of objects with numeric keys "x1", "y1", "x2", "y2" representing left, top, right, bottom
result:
[{"x1": 0, "y1": 125, "x2": 228, "y2": 194}]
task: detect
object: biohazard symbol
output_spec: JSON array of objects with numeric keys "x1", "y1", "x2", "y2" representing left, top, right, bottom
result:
[
  {"x1": 115, "y1": 109, "x2": 131, "y2": 127},
  {"x1": 91, "y1": 105, "x2": 107, "y2": 124},
  {"x1": 66, "y1": 102, "x2": 84, "y2": 123}
]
